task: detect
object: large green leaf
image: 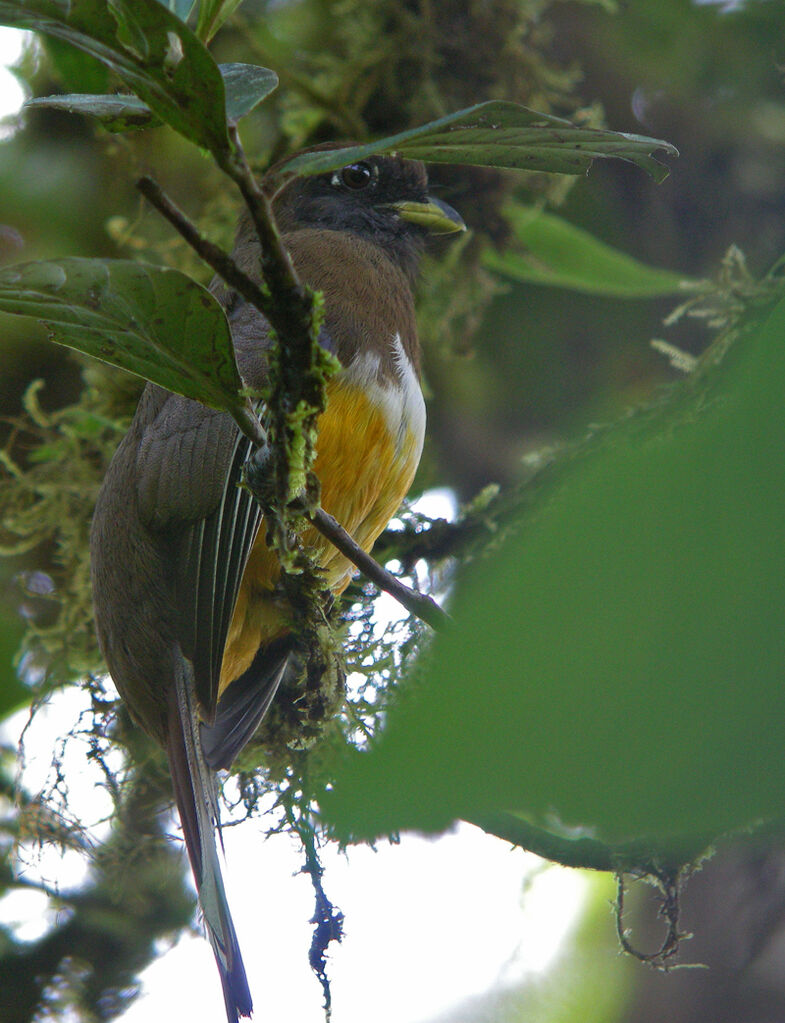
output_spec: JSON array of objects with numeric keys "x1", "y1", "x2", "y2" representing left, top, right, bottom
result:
[
  {"x1": 0, "y1": 258, "x2": 244, "y2": 410},
  {"x1": 484, "y1": 204, "x2": 697, "y2": 298},
  {"x1": 322, "y1": 295, "x2": 785, "y2": 849},
  {"x1": 274, "y1": 101, "x2": 677, "y2": 184},
  {"x1": 24, "y1": 62, "x2": 278, "y2": 130},
  {"x1": 0, "y1": 0, "x2": 231, "y2": 157}
]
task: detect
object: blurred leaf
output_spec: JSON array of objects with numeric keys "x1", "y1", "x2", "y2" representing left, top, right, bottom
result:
[
  {"x1": 433, "y1": 873, "x2": 628, "y2": 1023},
  {"x1": 25, "y1": 91, "x2": 152, "y2": 130},
  {"x1": 484, "y1": 204, "x2": 697, "y2": 297},
  {"x1": 0, "y1": 0, "x2": 231, "y2": 157},
  {"x1": 24, "y1": 63, "x2": 277, "y2": 131},
  {"x1": 220, "y1": 62, "x2": 278, "y2": 120},
  {"x1": 0, "y1": 613, "x2": 28, "y2": 723},
  {"x1": 274, "y1": 101, "x2": 677, "y2": 184},
  {"x1": 0, "y1": 258, "x2": 244, "y2": 410},
  {"x1": 196, "y1": 0, "x2": 243, "y2": 43},
  {"x1": 322, "y1": 294, "x2": 785, "y2": 848}
]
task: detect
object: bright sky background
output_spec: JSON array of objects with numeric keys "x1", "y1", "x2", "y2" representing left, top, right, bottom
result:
[
  {"x1": 0, "y1": 28, "x2": 26, "y2": 123},
  {"x1": 6, "y1": 683, "x2": 588, "y2": 1023},
  {"x1": 0, "y1": 30, "x2": 590, "y2": 1021}
]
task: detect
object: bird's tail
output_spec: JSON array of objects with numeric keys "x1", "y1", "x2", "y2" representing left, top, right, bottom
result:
[{"x1": 166, "y1": 652, "x2": 253, "y2": 1022}]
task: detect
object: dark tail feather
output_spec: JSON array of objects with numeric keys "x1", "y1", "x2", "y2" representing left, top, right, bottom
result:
[
  {"x1": 166, "y1": 651, "x2": 253, "y2": 1022},
  {"x1": 201, "y1": 636, "x2": 294, "y2": 771}
]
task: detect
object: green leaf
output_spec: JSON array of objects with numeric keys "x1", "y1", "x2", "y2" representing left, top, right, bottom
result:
[
  {"x1": 25, "y1": 92, "x2": 153, "y2": 130},
  {"x1": 322, "y1": 295, "x2": 785, "y2": 850},
  {"x1": 0, "y1": 258, "x2": 244, "y2": 410},
  {"x1": 220, "y1": 62, "x2": 278, "y2": 120},
  {"x1": 24, "y1": 63, "x2": 276, "y2": 131},
  {"x1": 0, "y1": 0, "x2": 231, "y2": 157},
  {"x1": 195, "y1": 0, "x2": 243, "y2": 43},
  {"x1": 273, "y1": 101, "x2": 677, "y2": 184},
  {"x1": 43, "y1": 33, "x2": 111, "y2": 93},
  {"x1": 484, "y1": 204, "x2": 697, "y2": 298}
]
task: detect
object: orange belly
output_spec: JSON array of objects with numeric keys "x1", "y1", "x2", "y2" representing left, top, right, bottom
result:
[{"x1": 218, "y1": 377, "x2": 422, "y2": 694}]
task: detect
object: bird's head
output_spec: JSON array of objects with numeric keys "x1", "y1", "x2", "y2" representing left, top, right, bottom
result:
[{"x1": 270, "y1": 152, "x2": 466, "y2": 279}]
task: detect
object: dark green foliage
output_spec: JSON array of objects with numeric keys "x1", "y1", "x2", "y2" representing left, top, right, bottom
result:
[
  {"x1": 24, "y1": 62, "x2": 279, "y2": 129},
  {"x1": 0, "y1": 0, "x2": 232, "y2": 155},
  {"x1": 323, "y1": 281, "x2": 785, "y2": 846},
  {"x1": 275, "y1": 100, "x2": 675, "y2": 182}
]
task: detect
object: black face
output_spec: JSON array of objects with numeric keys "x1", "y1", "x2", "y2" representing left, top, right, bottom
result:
[{"x1": 274, "y1": 154, "x2": 432, "y2": 259}]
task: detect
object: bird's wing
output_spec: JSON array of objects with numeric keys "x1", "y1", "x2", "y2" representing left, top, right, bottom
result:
[
  {"x1": 134, "y1": 386, "x2": 264, "y2": 719},
  {"x1": 177, "y1": 421, "x2": 263, "y2": 717},
  {"x1": 132, "y1": 281, "x2": 283, "y2": 720},
  {"x1": 134, "y1": 284, "x2": 336, "y2": 730}
]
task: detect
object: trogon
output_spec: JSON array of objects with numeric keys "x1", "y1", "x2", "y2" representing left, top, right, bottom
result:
[{"x1": 90, "y1": 152, "x2": 465, "y2": 1021}]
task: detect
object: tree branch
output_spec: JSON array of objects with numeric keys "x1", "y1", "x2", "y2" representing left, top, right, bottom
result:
[{"x1": 136, "y1": 175, "x2": 275, "y2": 322}]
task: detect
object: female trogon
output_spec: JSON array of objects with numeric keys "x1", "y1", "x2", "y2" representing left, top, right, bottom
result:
[{"x1": 90, "y1": 153, "x2": 465, "y2": 1020}]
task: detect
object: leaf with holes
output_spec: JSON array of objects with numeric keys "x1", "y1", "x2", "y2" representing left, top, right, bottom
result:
[
  {"x1": 0, "y1": 0, "x2": 231, "y2": 156},
  {"x1": 0, "y1": 258, "x2": 243, "y2": 410},
  {"x1": 273, "y1": 101, "x2": 677, "y2": 185}
]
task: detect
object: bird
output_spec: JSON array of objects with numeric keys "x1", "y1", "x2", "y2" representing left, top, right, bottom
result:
[{"x1": 89, "y1": 151, "x2": 465, "y2": 1021}]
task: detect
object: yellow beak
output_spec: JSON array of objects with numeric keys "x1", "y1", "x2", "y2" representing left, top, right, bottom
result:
[{"x1": 390, "y1": 197, "x2": 466, "y2": 235}]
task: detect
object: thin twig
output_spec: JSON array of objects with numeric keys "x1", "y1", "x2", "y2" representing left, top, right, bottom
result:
[
  {"x1": 136, "y1": 175, "x2": 275, "y2": 325},
  {"x1": 310, "y1": 508, "x2": 450, "y2": 631},
  {"x1": 219, "y1": 129, "x2": 332, "y2": 551},
  {"x1": 284, "y1": 801, "x2": 344, "y2": 1021},
  {"x1": 136, "y1": 173, "x2": 449, "y2": 632},
  {"x1": 219, "y1": 126, "x2": 311, "y2": 325},
  {"x1": 137, "y1": 175, "x2": 269, "y2": 448},
  {"x1": 473, "y1": 810, "x2": 691, "y2": 966}
]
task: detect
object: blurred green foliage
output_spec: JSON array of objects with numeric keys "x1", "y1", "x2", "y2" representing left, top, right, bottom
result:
[
  {"x1": 484, "y1": 203, "x2": 695, "y2": 297},
  {"x1": 323, "y1": 282, "x2": 785, "y2": 845}
]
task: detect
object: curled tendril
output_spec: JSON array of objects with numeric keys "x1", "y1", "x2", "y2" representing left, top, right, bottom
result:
[{"x1": 615, "y1": 868, "x2": 691, "y2": 968}]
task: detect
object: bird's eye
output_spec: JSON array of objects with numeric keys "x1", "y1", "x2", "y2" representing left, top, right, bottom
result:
[{"x1": 340, "y1": 162, "x2": 373, "y2": 190}]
